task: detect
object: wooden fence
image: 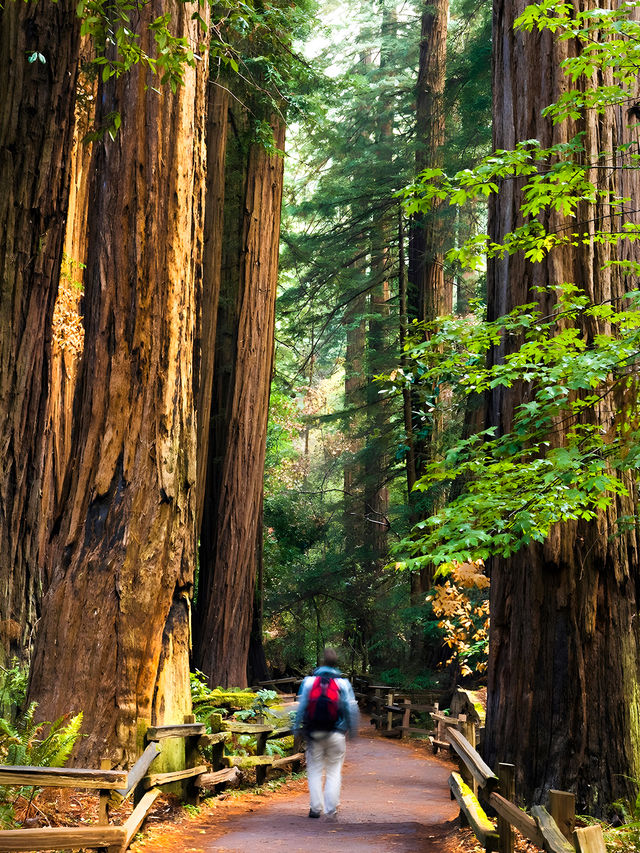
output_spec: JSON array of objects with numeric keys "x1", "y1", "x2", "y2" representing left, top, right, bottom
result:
[
  {"x1": 355, "y1": 680, "x2": 606, "y2": 853},
  {"x1": 0, "y1": 711, "x2": 303, "y2": 852}
]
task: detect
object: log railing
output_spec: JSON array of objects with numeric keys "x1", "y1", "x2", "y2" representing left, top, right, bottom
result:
[
  {"x1": 0, "y1": 711, "x2": 304, "y2": 853},
  {"x1": 445, "y1": 725, "x2": 606, "y2": 853},
  {"x1": 354, "y1": 680, "x2": 606, "y2": 853}
]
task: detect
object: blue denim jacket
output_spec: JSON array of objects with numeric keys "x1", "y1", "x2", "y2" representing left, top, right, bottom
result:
[{"x1": 294, "y1": 666, "x2": 360, "y2": 736}]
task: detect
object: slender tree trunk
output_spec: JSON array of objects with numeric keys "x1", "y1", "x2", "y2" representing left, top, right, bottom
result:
[
  {"x1": 29, "y1": 1, "x2": 209, "y2": 765},
  {"x1": 0, "y1": 0, "x2": 80, "y2": 665},
  {"x1": 363, "y1": 1, "x2": 395, "y2": 594},
  {"x1": 343, "y1": 293, "x2": 367, "y2": 547},
  {"x1": 409, "y1": 0, "x2": 450, "y2": 327},
  {"x1": 398, "y1": 208, "x2": 416, "y2": 498},
  {"x1": 195, "y1": 107, "x2": 285, "y2": 688},
  {"x1": 485, "y1": 0, "x2": 640, "y2": 811},
  {"x1": 408, "y1": 0, "x2": 451, "y2": 640}
]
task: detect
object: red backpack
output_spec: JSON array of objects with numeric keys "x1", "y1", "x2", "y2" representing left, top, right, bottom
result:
[{"x1": 305, "y1": 675, "x2": 341, "y2": 731}]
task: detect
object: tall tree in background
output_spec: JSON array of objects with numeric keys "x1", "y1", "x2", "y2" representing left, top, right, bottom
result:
[
  {"x1": 484, "y1": 0, "x2": 640, "y2": 810},
  {"x1": 29, "y1": 0, "x2": 209, "y2": 764},
  {"x1": 0, "y1": 0, "x2": 80, "y2": 665},
  {"x1": 195, "y1": 101, "x2": 285, "y2": 687},
  {"x1": 407, "y1": 0, "x2": 450, "y2": 646}
]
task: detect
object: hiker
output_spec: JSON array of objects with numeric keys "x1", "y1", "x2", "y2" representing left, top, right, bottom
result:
[{"x1": 295, "y1": 647, "x2": 360, "y2": 819}]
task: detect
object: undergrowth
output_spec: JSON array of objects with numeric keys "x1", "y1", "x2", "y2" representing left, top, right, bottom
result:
[{"x1": 0, "y1": 658, "x2": 83, "y2": 827}]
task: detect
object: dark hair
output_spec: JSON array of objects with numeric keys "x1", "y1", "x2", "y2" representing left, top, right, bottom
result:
[{"x1": 322, "y1": 647, "x2": 339, "y2": 668}]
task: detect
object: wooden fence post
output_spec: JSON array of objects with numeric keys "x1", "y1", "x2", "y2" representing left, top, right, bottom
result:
[
  {"x1": 497, "y1": 763, "x2": 515, "y2": 853},
  {"x1": 550, "y1": 790, "x2": 576, "y2": 842},
  {"x1": 402, "y1": 698, "x2": 411, "y2": 739},
  {"x1": 255, "y1": 731, "x2": 269, "y2": 785},
  {"x1": 458, "y1": 715, "x2": 478, "y2": 797},
  {"x1": 98, "y1": 759, "x2": 111, "y2": 825},
  {"x1": 387, "y1": 692, "x2": 394, "y2": 733},
  {"x1": 574, "y1": 825, "x2": 607, "y2": 853},
  {"x1": 183, "y1": 714, "x2": 201, "y2": 805}
]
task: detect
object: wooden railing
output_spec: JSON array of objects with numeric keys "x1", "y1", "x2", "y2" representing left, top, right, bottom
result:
[
  {"x1": 443, "y1": 723, "x2": 606, "y2": 853},
  {"x1": 354, "y1": 680, "x2": 606, "y2": 853},
  {"x1": 0, "y1": 711, "x2": 304, "y2": 852}
]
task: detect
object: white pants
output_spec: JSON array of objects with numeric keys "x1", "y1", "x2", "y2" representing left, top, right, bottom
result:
[{"x1": 306, "y1": 731, "x2": 347, "y2": 815}]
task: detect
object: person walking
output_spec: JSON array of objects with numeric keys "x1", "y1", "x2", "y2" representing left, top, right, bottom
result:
[{"x1": 295, "y1": 647, "x2": 359, "y2": 819}]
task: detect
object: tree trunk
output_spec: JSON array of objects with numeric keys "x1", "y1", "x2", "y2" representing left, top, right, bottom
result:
[
  {"x1": 247, "y1": 494, "x2": 270, "y2": 685},
  {"x1": 40, "y1": 53, "x2": 94, "y2": 591},
  {"x1": 343, "y1": 291, "x2": 367, "y2": 551},
  {"x1": 29, "y1": 1, "x2": 209, "y2": 766},
  {"x1": 485, "y1": 0, "x2": 640, "y2": 811},
  {"x1": 408, "y1": 0, "x2": 451, "y2": 641},
  {"x1": 0, "y1": 0, "x2": 80, "y2": 665},
  {"x1": 196, "y1": 80, "x2": 229, "y2": 532},
  {"x1": 195, "y1": 107, "x2": 285, "y2": 688}
]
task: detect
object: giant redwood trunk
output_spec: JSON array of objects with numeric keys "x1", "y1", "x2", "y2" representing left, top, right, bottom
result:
[
  {"x1": 40, "y1": 56, "x2": 95, "y2": 589},
  {"x1": 485, "y1": 0, "x2": 640, "y2": 811},
  {"x1": 195, "y1": 106, "x2": 285, "y2": 687},
  {"x1": 29, "y1": 1, "x2": 209, "y2": 765},
  {"x1": 0, "y1": 1, "x2": 80, "y2": 664}
]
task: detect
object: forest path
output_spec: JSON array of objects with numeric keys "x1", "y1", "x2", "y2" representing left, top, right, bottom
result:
[{"x1": 135, "y1": 726, "x2": 460, "y2": 853}]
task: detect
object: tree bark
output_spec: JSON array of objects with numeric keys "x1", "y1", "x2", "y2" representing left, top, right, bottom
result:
[
  {"x1": 29, "y1": 1, "x2": 209, "y2": 766},
  {"x1": 196, "y1": 80, "x2": 229, "y2": 532},
  {"x1": 40, "y1": 53, "x2": 94, "y2": 591},
  {"x1": 195, "y1": 107, "x2": 285, "y2": 688},
  {"x1": 485, "y1": 0, "x2": 640, "y2": 811},
  {"x1": 0, "y1": 0, "x2": 80, "y2": 665},
  {"x1": 247, "y1": 494, "x2": 270, "y2": 685},
  {"x1": 408, "y1": 0, "x2": 451, "y2": 641}
]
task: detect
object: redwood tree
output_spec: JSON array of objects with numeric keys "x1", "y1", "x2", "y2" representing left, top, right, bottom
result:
[
  {"x1": 0, "y1": 0, "x2": 80, "y2": 665},
  {"x1": 195, "y1": 104, "x2": 285, "y2": 687},
  {"x1": 484, "y1": 0, "x2": 640, "y2": 810},
  {"x1": 29, "y1": 1, "x2": 209, "y2": 765},
  {"x1": 408, "y1": 0, "x2": 451, "y2": 642}
]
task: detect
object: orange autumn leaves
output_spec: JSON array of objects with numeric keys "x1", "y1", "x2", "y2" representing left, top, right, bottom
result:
[{"x1": 427, "y1": 560, "x2": 489, "y2": 678}]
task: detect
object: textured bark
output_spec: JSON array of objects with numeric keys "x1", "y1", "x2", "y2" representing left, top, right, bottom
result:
[
  {"x1": 195, "y1": 107, "x2": 285, "y2": 688},
  {"x1": 40, "y1": 55, "x2": 94, "y2": 589},
  {"x1": 485, "y1": 0, "x2": 640, "y2": 811},
  {"x1": 247, "y1": 495, "x2": 270, "y2": 685},
  {"x1": 196, "y1": 81, "x2": 229, "y2": 532},
  {"x1": 409, "y1": 0, "x2": 451, "y2": 329},
  {"x1": 29, "y1": 1, "x2": 209, "y2": 766},
  {"x1": 0, "y1": 1, "x2": 80, "y2": 664},
  {"x1": 408, "y1": 0, "x2": 451, "y2": 627}
]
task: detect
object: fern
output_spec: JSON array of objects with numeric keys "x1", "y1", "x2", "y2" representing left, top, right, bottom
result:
[
  {"x1": 0, "y1": 704, "x2": 83, "y2": 828},
  {"x1": 31, "y1": 713, "x2": 83, "y2": 767}
]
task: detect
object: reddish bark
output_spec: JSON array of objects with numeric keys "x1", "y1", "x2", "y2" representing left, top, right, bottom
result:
[
  {"x1": 195, "y1": 108, "x2": 285, "y2": 688},
  {"x1": 0, "y1": 0, "x2": 80, "y2": 664},
  {"x1": 485, "y1": 0, "x2": 640, "y2": 810},
  {"x1": 408, "y1": 0, "x2": 451, "y2": 635},
  {"x1": 196, "y1": 81, "x2": 230, "y2": 532},
  {"x1": 29, "y1": 1, "x2": 209, "y2": 765}
]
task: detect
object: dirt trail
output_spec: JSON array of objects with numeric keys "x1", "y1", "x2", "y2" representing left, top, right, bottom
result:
[{"x1": 136, "y1": 729, "x2": 460, "y2": 853}]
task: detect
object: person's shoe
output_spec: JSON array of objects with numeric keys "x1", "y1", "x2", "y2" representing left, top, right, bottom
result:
[
  {"x1": 324, "y1": 810, "x2": 338, "y2": 821},
  {"x1": 308, "y1": 809, "x2": 321, "y2": 818}
]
